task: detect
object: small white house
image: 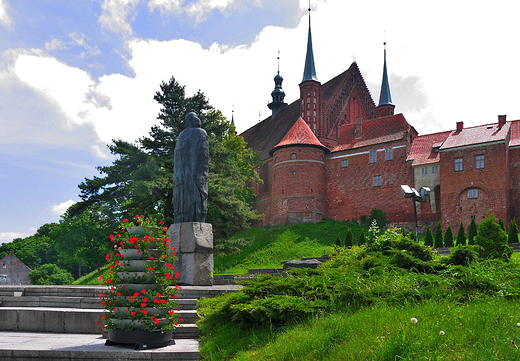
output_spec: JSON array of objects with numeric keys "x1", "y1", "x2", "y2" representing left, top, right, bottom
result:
[{"x1": 0, "y1": 252, "x2": 31, "y2": 285}]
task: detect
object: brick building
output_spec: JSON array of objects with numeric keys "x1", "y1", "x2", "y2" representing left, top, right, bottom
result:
[{"x1": 241, "y1": 11, "x2": 520, "y2": 230}]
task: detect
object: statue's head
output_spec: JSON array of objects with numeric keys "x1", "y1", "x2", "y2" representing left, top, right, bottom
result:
[{"x1": 185, "y1": 112, "x2": 201, "y2": 128}]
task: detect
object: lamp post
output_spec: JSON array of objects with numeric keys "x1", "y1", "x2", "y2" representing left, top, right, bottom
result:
[{"x1": 400, "y1": 185, "x2": 430, "y2": 243}]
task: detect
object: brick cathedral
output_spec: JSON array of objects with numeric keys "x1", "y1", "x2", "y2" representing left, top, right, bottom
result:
[{"x1": 240, "y1": 11, "x2": 520, "y2": 230}]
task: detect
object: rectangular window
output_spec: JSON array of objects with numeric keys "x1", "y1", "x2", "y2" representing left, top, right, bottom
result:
[
  {"x1": 373, "y1": 175, "x2": 381, "y2": 187},
  {"x1": 385, "y1": 148, "x2": 393, "y2": 161},
  {"x1": 369, "y1": 151, "x2": 377, "y2": 163},
  {"x1": 341, "y1": 159, "x2": 348, "y2": 168},
  {"x1": 432, "y1": 165, "x2": 439, "y2": 173},
  {"x1": 476, "y1": 155, "x2": 485, "y2": 169},
  {"x1": 454, "y1": 158, "x2": 463, "y2": 171},
  {"x1": 468, "y1": 188, "x2": 478, "y2": 198},
  {"x1": 421, "y1": 167, "x2": 428, "y2": 174}
]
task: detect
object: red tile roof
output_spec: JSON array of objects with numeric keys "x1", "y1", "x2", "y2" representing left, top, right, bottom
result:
[
  {"x1": 332, "y1": 113, "x2": 414, "y2": 152},
  {"x1": 270, "y1": 117, "x2": 327, "y2": 154},
  {"x1": 407, "y1": 131, "x2": 451, "y2": 166},
  {"x1": 440, "y1": 122, "x2": 510, "y2": 150}
]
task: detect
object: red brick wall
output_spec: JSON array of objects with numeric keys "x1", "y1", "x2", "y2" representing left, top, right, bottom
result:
[
  {"x1": 509, "y1": 148, "x2": 520, "y2": 224},
  {"x1": 326, "y1": 139, "x2": 415, "y2": 223},
  {"x1": 270, "y1": 145, "x2": 327, "y2": 224},
  {"x1": 440, "y1": 142, "x2": 509, "y2": 228}
]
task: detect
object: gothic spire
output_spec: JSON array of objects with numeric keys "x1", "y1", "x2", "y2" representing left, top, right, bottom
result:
[
  {"x1": 378, "y1": 41, "x2": 393, "y2": 106},
  {"x1": 301, "y1": 4, "x2": 318, "y2": 83}
]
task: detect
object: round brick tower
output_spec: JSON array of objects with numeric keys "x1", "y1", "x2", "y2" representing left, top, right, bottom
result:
[{"x1": 269, "y1": 117, "x2": 328, "y2": 225}]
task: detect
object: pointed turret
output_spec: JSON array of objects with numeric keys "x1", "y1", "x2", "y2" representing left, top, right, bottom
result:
[
  {"x1": 268, "y1": 53, "x2": 287, "y2": 118},
  {"x1": 299, "y1": 4, "x2": 323, "y2": 136},
  {"x1": 377, "y1": 42, "x2": 395, "y2": 117}
]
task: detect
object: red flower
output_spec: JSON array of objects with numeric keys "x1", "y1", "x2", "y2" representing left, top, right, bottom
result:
[
  {"x1": 179, "y1": 318, "x2": 184, "y2": 322},
  {"x1": 123, "y1": 218, "x2": 128, "y2": 222},
  {"x1": 135, "y1": 215, "x2": 140, "y2": 219},
  {"x1": 141, "y1": 289, "x2": 146, "y2": 294},
  {"x1": 133, "y1": 292, "x2": 139, "y2": 297},
  {"x1": 175, "y1": 273, "x2": 180, "y2": 278},
  {"x1": 105, "y1": 253, "x2": 110, "y2": 260},
  {"x1": 159, "y1": 221, "x2": 164, "y2": 225},
  {"x1": 148, "y1": 267, "x2": 154, "y2": 271},
  {"x1": 131, "y1": 311, "x2": 136, "y2": 316},
  {"x1": 141, "y1": 303, "x2": 146, "y2": 307},
  {"x1": 101, "y1": 301, "x2": 105, "y2": 306},
  {"x1": 160, "y1": 299, "x2": 166, "y2": 304}
]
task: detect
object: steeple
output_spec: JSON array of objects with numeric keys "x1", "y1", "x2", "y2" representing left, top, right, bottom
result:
[
  {"x1": 301, "y1": 4, "x2": 318, "y2": 83},
  {"x1": 268, "y1": 51, "x2": 287, "y2": 118},
  {"x1": 377, "y1": 41, "x2": 395, "y2": 117}
]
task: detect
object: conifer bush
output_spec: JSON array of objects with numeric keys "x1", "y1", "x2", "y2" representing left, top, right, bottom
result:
[
  {"x1": 508, "y1": 219, "x2": 519, "y2": 244},
  {"x1": 444, "y1": 226, "x2": 454, "y2": 247},
  {"x1": 468, "y1": 217, "x2": 478, "y2": 245},
  {"x1": 344, "y1": 229, "x2": 353, "y2": 248},
  {"x1": 424, "y1": 225, "x2": 434, "y2": 247},
  {"x1": 498, "y1": 217, "x2": 506, "y2": 231},
  {"x1": 335, "y1": 234, "x2": 342, "y2": 247},
  {"x1": 434, "y1": 221, "x2": 443, "y2": 248},
  {"x1": 456, "y1": 221, "x2": 466, "y2": 246},
  {"x1": 474, "y1": 215, "x2": 513, "y2": 260},
  {"x1": 358, "y1": 230, "x2": 366, "y2": 246}
]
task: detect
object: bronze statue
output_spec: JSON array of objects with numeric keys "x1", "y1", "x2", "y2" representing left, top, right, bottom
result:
[{"x1": 173, "y1": 112, "x2": 209, "y2": 223}]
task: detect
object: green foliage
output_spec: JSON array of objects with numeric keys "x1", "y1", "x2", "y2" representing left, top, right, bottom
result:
[
  {"x1": 344, "y1": 229, "x2": 353, "y2": 248},
  {"x1": 335, "y1": 233, "x2": 341, "y2": 247},
  {"x1": 445, "y1": 245, "x2": 483, "y2": 266},
  {"x1": 444, "y1": 225, "x2": 454, "y2": 247},
  {"x1": 475, "y1": 215, "x2": 513, "y2": 260},
  {"x1": 424, "y1": 225, "x2": 433, "y2": 247},
  {"x1": 498, "y1": 217, "x2": 506, "y2": 231},
  {"x1": 508, "y1": 219, "x2": 519, "y2": 244},
  {"x1": 434, "y1": 221, "x2": 443, "y2": 248},
  {"x1": 28, "y1": 264, "x2": 74, "y2": 285},
  {"x1": 357, "y1": 230, "x2": 366, "y2": 246},
  {"x1": 214, "y1": 237, "x2": 254, "y2": 271},
  {"x1": 456, "y1": 221, "x2": 466, "y2": 246},
  {"x1": 468, "y1": 217, "x2": 478, "y2": 245}
]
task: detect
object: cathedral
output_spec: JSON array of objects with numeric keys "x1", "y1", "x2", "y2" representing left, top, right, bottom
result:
[{"x1": 240, "y1": 11, "x2": 520, "y2": 231}]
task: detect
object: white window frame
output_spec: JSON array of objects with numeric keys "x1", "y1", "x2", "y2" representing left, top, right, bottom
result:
[
  {"x1": 341, "y1": 159, "x2": 348, "y2": 168},
  {"x1": 476, "y1": 155, "x2": 485, "y2": 169},
  {"x1": 373, "y1": 175, "x2": 382, "y2": 187},
  {"x1": 468, "y1": 188, "x2": 478, "y2": 199},
  {"x1": 455, "y1": 158, "x2": 463, "y2": 172},
  {"x1": 385, "y1": 148, "x2": 393, "y2": 161},
  {"x1": 421, "y1": 167, "x2": 428, "y2": 175},
  {"x1": 369, "y1": 151, "x2": 377, "y2": 163}
]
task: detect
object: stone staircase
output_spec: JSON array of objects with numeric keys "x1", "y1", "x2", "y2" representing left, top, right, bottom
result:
[{"x1": 0, "y1": 284, "x2": 240, "y2": 360}]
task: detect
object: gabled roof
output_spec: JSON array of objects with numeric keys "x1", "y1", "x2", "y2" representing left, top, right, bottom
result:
[
  {"x1": 332, "y1": 113, "x2": 414, "y2": 152},
  {"x1": 407, "y1": 131, "x2": 451, "y2": 166},
  {"x1": 270, "y1": 117, "x2": 327, "y2": 155},
  {"x1": 440, "y1": 122, "x2": 511, "y2": 151}
]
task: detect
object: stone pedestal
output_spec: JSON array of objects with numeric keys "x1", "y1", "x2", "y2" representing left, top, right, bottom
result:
[{"x1": 168, "y1": 222, "x2": 213, "y2": 286}]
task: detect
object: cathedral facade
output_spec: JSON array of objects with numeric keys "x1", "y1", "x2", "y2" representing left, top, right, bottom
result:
[{"x1": 241, "y1": 14, "x2": 520, "y2": 230}]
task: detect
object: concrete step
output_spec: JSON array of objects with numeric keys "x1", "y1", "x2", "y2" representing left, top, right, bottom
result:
[
  {"x1": 0, "y1": 307, "x2": 198, "y2": 335},
  {"x1": 176, "y1": 285, "x2": 242, "y2": 299},
  {"x1": 0, "y1": 332, "x2": 199, "y2": 360}
]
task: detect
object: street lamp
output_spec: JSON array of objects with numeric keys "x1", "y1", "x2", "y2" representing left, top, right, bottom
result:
[{"x1": 400, "y1": 185, "x2": 430, "y2": 243}]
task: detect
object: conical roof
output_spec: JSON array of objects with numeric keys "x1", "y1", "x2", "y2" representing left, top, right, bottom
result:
[{"x1": 270, "y1": 117, "x2": 327, "y2": 155}]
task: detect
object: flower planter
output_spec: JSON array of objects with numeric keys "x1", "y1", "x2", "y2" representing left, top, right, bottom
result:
[{"x1": 103, "y1": 217, "x2": 178, "y2": 350}]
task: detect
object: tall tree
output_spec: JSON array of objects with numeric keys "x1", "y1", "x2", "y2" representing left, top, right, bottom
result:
[
  {"x1": 444, "y1": 225, "x2": 454, "y2": 247},
  {"x1": 72, "y1": 76, "x2": 261, "y2": 238}
]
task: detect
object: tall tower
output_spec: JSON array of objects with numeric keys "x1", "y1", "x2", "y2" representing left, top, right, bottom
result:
[
  {"x1": 299, "y1": 4, "x2": 322, "y2": 136},
  {"x1": 268, "y1": 52, "x2": 287, "y2": 118},
  {"x1": 377, "y1": 41, "x2": 395, "y2": 117}
]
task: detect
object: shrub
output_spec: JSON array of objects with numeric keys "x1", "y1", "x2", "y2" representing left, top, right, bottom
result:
[
  {"x1": 424, "y1": 225, "x2": 433, "y2": 247},
  {"x1": 456, "y1": 221, "x2": 466, "y2": 246},
  {"x1": 445, "y1": 245, "x2": 483, "y2": 266},
  {"x1": 357, "y1": 230, "x2": 366, "y2": 246},
  {"x1": 335, "y1": 234, "x2": 342, "y2": 247},
  {"x1": 468, "y1": 217, "x2": 478, "y2": 245},
  {"x1": 434, "y1": 221, "x2": 443, "y2": 248},
  {"x1": 508, "y1": 219, "x2": 519, "y2": 244},
  {"x1": 498, "y1": 217, "x2": 506, "y2": 231},
  {"x1": 444, "y1": 225, "x2": 454, "y2": 247},
  {"x1": 474, "y1": 215, "x2": 513, "y2": 260},
  {"x1": 344, "y1": 229, "x2": 353, "y2": 248},
  {"x1": 29, "y1": 264, "x2": 75, "y2": 285},
  {"x1": 369, "y1": 208, "x2": 388, "y2": 229}
]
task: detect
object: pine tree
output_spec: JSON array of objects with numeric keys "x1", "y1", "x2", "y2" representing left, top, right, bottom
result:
[
  {"x1": 357, "y1": 230, "x2": 366, "y2": 246},
  {"x1": 434, "y1": 221, "x2": 444, "y2": 248},
  {"x1": 424, "y1": 225, "x2": 434, "y2": 247},
  {"x1": 444, "y1": 225, "x2": 454, "y2": 247},
  {"x1": 508, "y1": 219, "x2": 519, "y2": 244},
  {"x1": 498, "y1": 217, "x2": 506, "y2": 232},
  {"x1": 456, "y1": 221, "x2": 466, "y2": 246},
  {"x1": 344, "y1": 229, "x2": 354, "y2": 248},
  {"x1": 335, "y1": 234, "x2": 342, "y2": 247},
  {"x1": 468, "y1": 217, "x2": 478, "y2": 245}
]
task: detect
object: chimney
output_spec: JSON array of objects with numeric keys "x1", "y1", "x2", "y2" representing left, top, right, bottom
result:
[
  {"x1": 498, "y1": 115, "x2": 506, "y2": 128},
  {"x1": 456, "y1": 121, "x2": 463, "y2": 132},
  {"x1": 355, "y1": 116, "x2": 362, "y2": 139}
]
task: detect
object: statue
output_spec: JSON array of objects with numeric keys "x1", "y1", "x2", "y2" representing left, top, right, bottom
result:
[{"x1": 173, "y1": 112, "x2": 209, "y2": 223}]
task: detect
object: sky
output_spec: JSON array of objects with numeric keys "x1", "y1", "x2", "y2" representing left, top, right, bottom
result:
[{"x1": 1, "y1": 0, "x2": 519, "y2": 244}]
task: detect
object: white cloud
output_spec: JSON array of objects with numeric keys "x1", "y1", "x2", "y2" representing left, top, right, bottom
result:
[
  {"x1": 99, "y1": 0, "x2": 140, "y2": 36},
  {"x1": 0, "y1": 232, "x2": 32, "y2": 244},
  {"x1": 50, "y1": 200, "x2": 76, "y2": 216},
  {"x1": 0, "y1": 0, "x2": 13, "y2": 29},
  {"x1": 45, "y1": 33, "x2": 101, "y2": 58},
  {"x1": 148, "y1": 0, "x2": 246, "y2": 23}
]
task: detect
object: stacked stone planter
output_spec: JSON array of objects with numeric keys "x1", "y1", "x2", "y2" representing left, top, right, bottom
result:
[{"x1": 104, "y1": 225, "x2": 179, "y2": 350}]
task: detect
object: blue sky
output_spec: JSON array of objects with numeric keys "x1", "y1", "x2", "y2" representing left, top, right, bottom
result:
[{"x1": 1, "y1": 0, "x2": 519, "y2": 243}]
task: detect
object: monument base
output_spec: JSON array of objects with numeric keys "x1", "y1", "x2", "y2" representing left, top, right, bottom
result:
[{"x1": 168, "y1": 222, "x2": 213, "y2": 286}]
